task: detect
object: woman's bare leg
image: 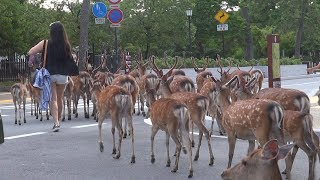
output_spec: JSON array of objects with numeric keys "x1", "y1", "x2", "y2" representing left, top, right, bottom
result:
[
  {"x1": 50, "y1": 83, "x2": 59, "y2": 126},
  {"x1": 56, "y1": 83, "x2": 66, "y2": 123}
]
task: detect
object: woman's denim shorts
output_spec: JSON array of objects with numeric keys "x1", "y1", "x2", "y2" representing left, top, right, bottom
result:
[{"x1": 51, "y1": 74, "x2": 68, "y2": 84}]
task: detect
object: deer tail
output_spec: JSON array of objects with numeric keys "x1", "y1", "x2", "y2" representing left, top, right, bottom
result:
[
  {"x1": 173, "y1": 104, "x2": 190, "y2": 154},
  {"x1": 302, "y1": 114, "x2": 317, "y2": 153}
]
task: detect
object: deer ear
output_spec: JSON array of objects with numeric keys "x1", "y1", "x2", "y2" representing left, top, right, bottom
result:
[
  {"x1": 224, "y1": 75, "x2": 239, "y2": 91},
  {"x1": 262, "y1": 139, "x2": 279, "y2": 160},
  {"x1": 277, "y1": 143, "x2": 294, "y2": 161}
]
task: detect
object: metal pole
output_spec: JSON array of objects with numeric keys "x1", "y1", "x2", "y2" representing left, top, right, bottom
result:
[
  {"x1": 114, "y1": 27, "x2": 118, "y2": 73},
  {"x1": 188, "y1": 16, "x2": 192, "y2": 56},
  {"x1": 221, "y1": 31, "x2": 225, "y2": 58}
]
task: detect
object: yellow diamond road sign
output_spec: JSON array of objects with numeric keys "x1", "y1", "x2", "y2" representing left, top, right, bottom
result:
[{"x1": 214, "y1": 9, "x2": 230, "y2": 24}]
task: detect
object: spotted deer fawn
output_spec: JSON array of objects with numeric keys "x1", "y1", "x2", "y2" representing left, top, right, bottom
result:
[
  {"x1": 11, "y1": 74, "x2": 28, "y2": 125},
  {"x1": 145, "y1": 82, "x2": 193, "y2": 178},
  {"x1": 97, "y1": 85, "x2": 135, "y2": 163},
  {"x1": 221, "y1": 139, "x2": 294, "y2": 180}
]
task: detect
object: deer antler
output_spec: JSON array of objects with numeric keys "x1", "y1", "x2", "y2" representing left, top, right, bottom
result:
[
  {"x1": 152, "y1": 55, "x2": 177, "y2": 81},
  {"x1": 193, "y1": 56, "x2": 209, "y2": 73},
  {"x1": 216, "y1": 54, "x2": 223, "y2": 75}
]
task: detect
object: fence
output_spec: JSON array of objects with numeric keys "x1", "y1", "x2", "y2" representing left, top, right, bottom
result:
[{"x1": 0, "y1": 57, "x2": 29, "y2": 82}]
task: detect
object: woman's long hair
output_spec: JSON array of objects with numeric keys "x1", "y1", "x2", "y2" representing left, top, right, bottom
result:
[{"x1": 48, "y1": 22, "x2": 72, "y2": 62}]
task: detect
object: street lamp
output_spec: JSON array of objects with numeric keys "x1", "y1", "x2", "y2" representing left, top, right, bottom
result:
[{"x1": 186, "y1": 8, "x2": 192, "y2": 56}]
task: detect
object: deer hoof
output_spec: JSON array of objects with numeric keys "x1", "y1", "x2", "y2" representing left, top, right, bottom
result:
[
  {"x1": 123, "y1": 133, "x2": 127, "y2": 139},
  {"x1": 131, "y1": 156, "x2": 135, "y2": 163},
  {"x1": 85, "y1": 114, "x2": 89, "y2": 118},
  {"x1": 113, "y1": 154, "x2": 120, "y2": 159},
  {"x1": 137, "y1": 112, "x2": 140, "y2": 116},
  {"x1": 112, "y1": 148, "x2": 116, "y2": 154},
  {"x1": 209, "y1": 157, "x2": 214, "y2": 166},
  {"x1": 191, "y1": 141, "x2": 195, "y2": 147},
  {"x1": 142, "y1": 112, "x2": 146, "y2": 117},
  {"x1": 188, "y1": 170, "x2": 193, "y2": 178},
  {"x1": 182, "y1": 147, "x2": 187, "y2": 154},
  {"x1": 24, "y1": 120, "x2": 26, "y2": 123},
  {"x1": 194, "y1": 155, "x2": 199, "y2": 161},
  {"x1": 75, "y1": 113, "x2": 78, "y2": 118},
  {"x1": 19, "y1": 123, "x2": 21, "y2": 125},
  {"x1": 281, "y1": 170, "x2": 287, "y2": 174},
  {"x1": 15, "y1": 121, "x2": 17, "y2": 124},
  {"x1": 151, "y1": 155, "x2": 155, "y2": 163},
  {"x1": 171, "y1": 167, "x2": 177, "y2": 173},
  {"x1": 99, "y1": 142, "x2": 104, "y2": 152},
  {"x1": 62, "y1": 118, "x2": 65, "y2": 122},
  {"x1": 166, "y1": 161, "x2": 171, "y2": 167},
  {"x1": 68, "y1": 116, "x2": 71, "y2": 120}
]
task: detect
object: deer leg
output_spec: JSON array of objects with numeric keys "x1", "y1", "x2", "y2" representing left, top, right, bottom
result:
[
  {"x1": 18, "y1": 102, "x2": 21, "y2": 125},
  {"x1": 35, "y1": 102, "x2": 39, "y2": 119},
  {"x1": 83, "y1": 95, "x2": 89, "y2": 118},
  {"x1": 190, "y1": 121, "x2": 195, "y2": 147},
  {"x1": 14, "y1": 101, "x2": 17, "y2": 124},
  {"x1": 39, "y1": 108, "x2": 43, "y2": 121},
  {"x1": 165, "y1": 132, "x2": 171, "y2": 167},
  {"x1": 227, "y1": 134, "x2": 237, "y2": 168},
  {"x1": 30, "y1": 98, "x2": 33, "y2": 116},
  {"x1": 98, "y1": 113, "x2": 104, "y2": 152},
  {"x1": 123, "y1": 117, "x2": 128, "y2": 139},
  {"x1": 46, "y1": 110, "x2": 49, "y2": 120},
  {"x1": 296, "y1": 141, "x2": 316, "y2": 180},
  {"x1": 86, "y1": 98, "x2": 90, "y2": 118},
  {"x1": 247, "y1": 140, "x2": 255, "y2": 155},
  {"x1": 111, "y1": 123, "x2": 116, "y2": 155},
  {"x1": 62, "y1": 98, "x2": 66, "y2": 121},
  {"x1": 216, "y1": 111, "x2": 225, "y2": 135},
  {"x1": 170, "y1": 131, "x2": 181, "y2": 173},
  {"x1": 127, "y1": 115, "x2": 135, "y2": 163},
  {"x1": 74, "y1": 97, "x2": 78, "y2": 118},
  {"x1": 194, "y1": 130, "x2": 202, "y2": 161},
  {"x1": 114, "y1": 118, "x2": 123, "y2": 159},
  {"x1": 209, "y1": 118, "x2": 214, "y2": 137},
  {"x1": 311, "y1": 130, "x2": 320, "y2": 162},
  {"x1": 150, "y1": 126, "x2": 159, "y2": 164},
  {"x1": 141, "y1": 94, "x2": 146, "y2": 117},
  {"x1": 196, "y1": 120, "x2": 214, "y2": 166},
  {"x1": 23, "y1": 99, "x2": 26, "y2": 123},
  {"x1": 67, "y1": 99, "x2": 71, "y2": 120}
]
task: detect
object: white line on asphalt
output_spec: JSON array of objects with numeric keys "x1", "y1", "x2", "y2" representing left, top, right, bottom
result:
[
  {"x1": 71, "y1": 123, "x2": 105, "y2": 129},
  {"x1": 143, "y1": 118, "x2": 227, "y2": 139},
  {"x1": 4, "y1": 132, "x2": 47, "y2": 140}
]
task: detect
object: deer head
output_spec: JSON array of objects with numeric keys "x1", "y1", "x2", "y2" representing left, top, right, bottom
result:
[{"x1": 221, "y1": 139, "x2": 294, "y2": 180}]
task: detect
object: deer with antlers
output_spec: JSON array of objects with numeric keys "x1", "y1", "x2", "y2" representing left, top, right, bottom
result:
[
  {"x1": 192, "y1": 56, "x2": 213, "y2": 93},
  {"x1": 152, "y1": 57, "x2": 214, "y2": 166},
  {"x1": 144, "y1": 82, "x2": 193, "y2": 178},
  {"x1": 11, "y1": 74, "x2": 28, "y2": 125},
  {"x1": 221, "y1": 139, "x2": 294, "y2": 180},
  {"x1": 97, "y1": 85, "x2": 135, "y2": 163},
  {"x1": 249, "y1": 69, "x2": 264, "y2": 93},
  {"x1": 212, "y1": 75, "x2": 285, "y2": 168}
]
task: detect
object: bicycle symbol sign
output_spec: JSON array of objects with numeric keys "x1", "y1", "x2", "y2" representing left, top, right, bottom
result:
[{"x1": 92, "y1": 2, "x2": 107, "y2": 18}]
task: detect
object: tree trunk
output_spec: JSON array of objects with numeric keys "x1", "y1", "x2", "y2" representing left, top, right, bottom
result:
[
  {"x1": 294, "y1": 0, "x2": 307, "y2": 58},
  {"x1": 241, "y1": 6, "x2": 254, "y2": 60},
  {"x1": 78, "y1": 0, "x2": 90, "y2": 71}
]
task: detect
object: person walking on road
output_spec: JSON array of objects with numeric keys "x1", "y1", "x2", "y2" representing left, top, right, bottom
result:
[{"x1": 28, "y1": 21, "x2": 78, "y2": 132}]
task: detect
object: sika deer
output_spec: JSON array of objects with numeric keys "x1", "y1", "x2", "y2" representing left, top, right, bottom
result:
[
  {"x1": 11, "y1": 74, "x2": 28, "y2": 125},
  {"x1": 282, "y1": 111, "x2": 318, "y2": 180},
  {"x1": 137, "y1": 73, "x2": 158, "y2": 116},
  {"x1": 212, "y1": 76, "x2": 285, "y2": 168},
  {"x1": 62, "y1": 77, "x2": 74, "y2": 121},
  {"x1": 152, "y1": 57, "x2": 214, "y2": 166},
  {"x1": 192, "y1": 57, "x2": 212, "y2": 93},
  {"x1": 249, "y1": 69, "x2": 264, "y2": 93},
  {"x1": 97, "y1": 85, "x2": 135, "y2": 163},
  {"x1": 145, "y1": 83, "x2": 193, "y2": 178},
  {"x1": 221, "y1": 139, "x2": 294, "y2": 180},
  {"x1": 199, "y1": 78, "x2": 225, "y2": 135},
  {"x1": 111, "y1": 74, "x2": 139, "y2": 138}
]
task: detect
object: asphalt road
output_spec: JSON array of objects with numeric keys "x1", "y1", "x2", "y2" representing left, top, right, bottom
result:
[{"x1": 0, "y1": 74, "x2": 320, "y2": 180}]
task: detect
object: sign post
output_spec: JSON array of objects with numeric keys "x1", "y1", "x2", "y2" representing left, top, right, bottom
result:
[
  {"x1": 92, "y1": 2, "x2": 108, "y2": 24},
  {"x1": 107, "y1": 0, "x2": 123, "y2": 73},
  {"x1": 214, "y1": 10, "x2": 230, "y2": 57},
  {"x1": 0, "y1": 111, "x2": 4, "y2": 144},
  {"x1": 267, "y1": 34, "x2": 281, "y2": 88}
]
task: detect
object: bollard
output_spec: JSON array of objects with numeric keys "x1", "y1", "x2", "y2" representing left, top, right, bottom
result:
[{"x1": 0, "y1": 110, "x2": 4, "y2": 144}]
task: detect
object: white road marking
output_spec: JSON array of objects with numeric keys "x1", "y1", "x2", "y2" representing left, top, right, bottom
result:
[
  {"x1": 143, "y1": 118, "x2": 226, "y2": 139},
  {"x1": 71, "y1": 123, "x2": 106, "y2": 129},
  {"x1": 4, "y1": 132, "x2": 47, "y2": 140}
]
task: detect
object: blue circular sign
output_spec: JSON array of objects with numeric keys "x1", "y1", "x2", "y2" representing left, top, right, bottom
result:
[
  {"x1": 107, "y1": 9, "x2": 123, "y2": 24},
  {"x1": 92, "y1": 2, "x2": 107, "y2": 18}
]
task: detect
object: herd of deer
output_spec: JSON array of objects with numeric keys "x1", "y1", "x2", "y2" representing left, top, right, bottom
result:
[{"x1": 9, "y1": 53, "x2": 320, "y2": 179}]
